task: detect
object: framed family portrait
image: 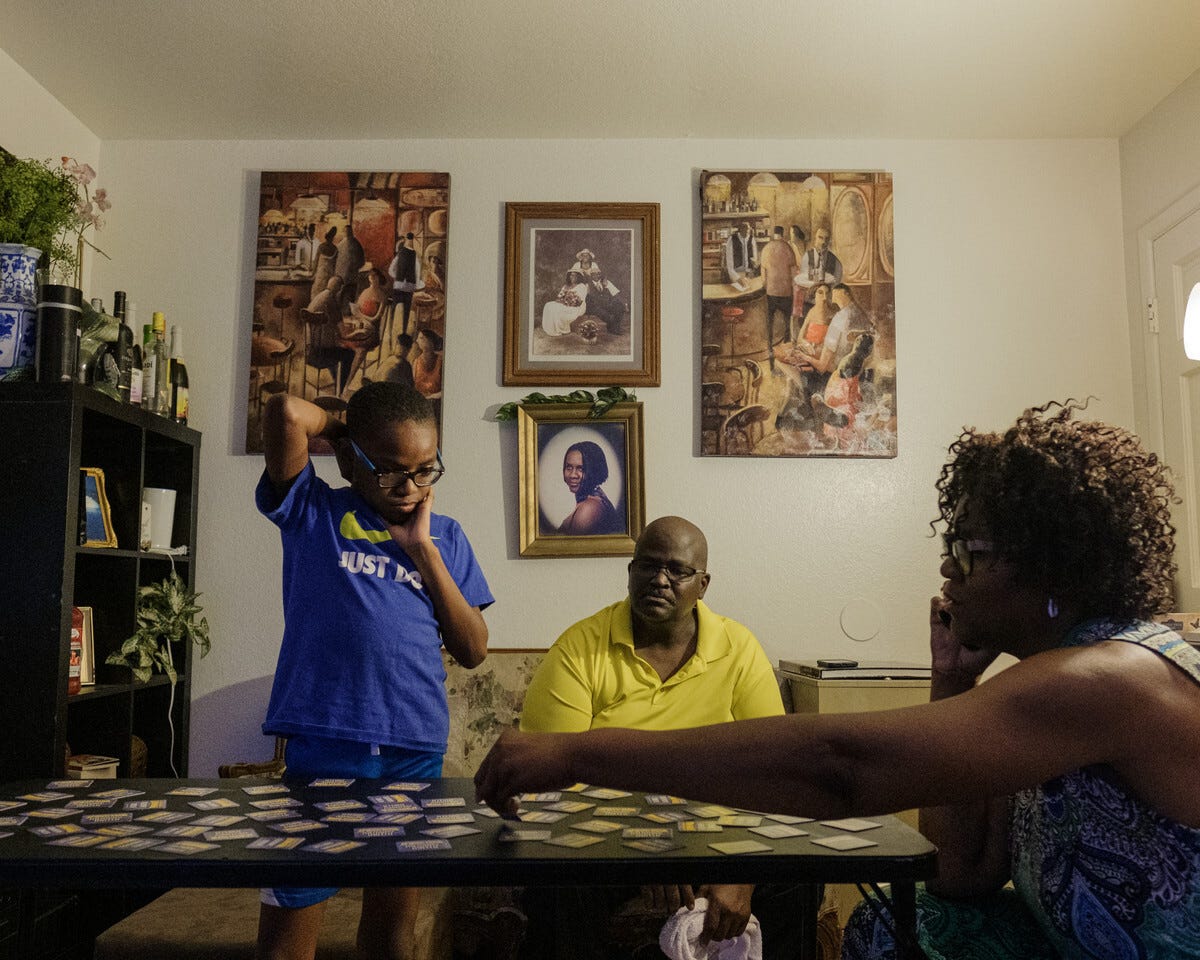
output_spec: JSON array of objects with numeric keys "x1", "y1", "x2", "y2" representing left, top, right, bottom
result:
[
  {"x1": 503, "y1": 202, "x2": 660, "y2": 386},
  {"x1": 517, "y1": 402, "x2": 645, "y2": 558},
  {"x1": 80, "y1": 467, "x2": 117, "y2": 548}
]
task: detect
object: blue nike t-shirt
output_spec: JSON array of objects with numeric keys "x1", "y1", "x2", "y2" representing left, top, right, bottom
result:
[{"x1": 256, "y1": 463, "x2": 494, "y2": 751}]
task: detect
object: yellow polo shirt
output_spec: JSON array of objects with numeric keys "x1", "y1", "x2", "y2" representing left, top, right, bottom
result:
[{"x1": 520, "y1": 598, "x2": 784, "y2": 733}]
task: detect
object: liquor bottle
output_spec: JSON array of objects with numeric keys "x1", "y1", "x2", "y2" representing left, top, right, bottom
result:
[
  {"x1": 112, "y1": 291, "x2": 134, "y2": 402},
  {"x1": 127, "y1": 303, "x2": 143, "y2": 405},
  {"x1": 169, "y1": 325, "x2": 189, "y2": 424},
  {"x1": 152, "y1": 312, "x2": 170, "y2": 416},
  {"x1": 141, "y1": 323, "x2": 157, "y2": 411}
]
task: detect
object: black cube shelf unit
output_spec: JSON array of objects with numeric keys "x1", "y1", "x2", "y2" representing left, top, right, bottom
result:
[{"x1": 0, "y1": 382, "x2": 201, "y2": 781}]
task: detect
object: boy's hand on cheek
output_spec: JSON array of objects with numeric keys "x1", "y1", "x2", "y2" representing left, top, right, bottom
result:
[{"x1": 388, "y1": 489, "x2": 434, "y2": 549}]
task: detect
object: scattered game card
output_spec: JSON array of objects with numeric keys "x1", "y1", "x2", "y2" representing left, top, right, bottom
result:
[
  {"x1": 306, "y1": 839, "x2": 365, "y2": 854},
  {"x1": 518, "y1": 792, "x2": 561, "y2": 803},
  {"x1": 562, "y1": 783, "x2": 589, "y2": 792},
  {"x1": 424, "y1": 812, "x2": 475, "y2": 825},
  {"x1": 323, "y1": 812, "x2": 375, "y2": 823},
  {"x1": 90, "y1": 789, "x2": 144, "y2": 800},
  {"x1": 80, "y1": 813, "x2": 134, "y2": 826},
  {"x1": 309, "y1": 778, "x2": 355, "y2": 788},
  {"x1": 0, "y1": 831, "x2": 12, "y2": 840},
  {"x1": 582, "y1": 788, "x2": 632, "y2": 800},
  {"x1": 642, "y1": 810, "x2": 689, "y2": 823},
  {"x1": 383, "y1": 781, "x2": 429, "y2": 792},
  {"x1": 421, "y1": 825, "x2": 480, "y2": 839},
  {"x1": 372, "y1": 812, "x2": 422, "y2": 825},
  {"x1": 644, "y1": 795, "x2": 688, "y2": 805},
  {"x1": 623, "y1": 838, "x2": 684, "y2": 853},
  {"x1": 67, "y1": 798, "x2": 117, "y2": 809},
  {"x1": 204, "y1": 828, "x2": 259, "y2": 842},
  {"x1": 137, "y1": 811, "x2": 194, "y2": 823},
  {"x1": 545, "y1": 832, "x2": 605, "y2": 848},
  {"x1": 246, "y1": 809, "x2": 301, "y2": 823},
  {"x1": 810, "y1": 835, "x2": 879, "y2": 851},
  {"x1": 717, "y1": 815, "x2": 763, "y2": 828},
  {"x1": 124, "y1": 799, "x2": 167, "y2": 811},
  {"x1": 687, "y1": 805, "x2": 736, "y2": 818},
  {"x1": 189, "y1": 798, "x2": 239, "y2": 811},
  {"x1": 18, "y1": 791, "x2": 72, "y2": 803},
  {"x1": 251, "y1": 797, "x2": 303, "y2": 810},
  {"x1": 543, "y1": 800, "x2": 594, "y2": 814},
  {"x1": 517, "y1": 810, "x2": 566, "y2": 824},
  {"x1": 154, "y1": 825, "x2": 209, "y2": 838},
  {"x1": 621, "y1": 828, "x2": 670, "y2": 840},
  {"x1": 167, "y1": 786, "x2": 219, "y2": 797},
  {"x1": 420, "y1": 797, "x2": 466, "y2": 809},
  {"x1": 0, "y1": 816, "x2": 27, "y2": 828},
  {"x1": 48, "y1": 834, "x2": 108, "y2": 848},
  {"x1": 765, "y1": 814, "x2": 814, "y2": 824},
  {"x1": 155, "y1": 840, "x2": 220, "y2": 855},
  {"x1": 242, "y1": 784, "x2": 289, "y2": 796},
  {"x1": 95, "y1": 824, "x2": 153, "y2": 836},
  {"x1": 0, "y1": 801, "x2": 27, "y2": 811},
  {"x1": 31, "y1": 823, "x2": 86, "y2": 838},
  {"x1": 100, "y1": 837, "x2": 164, "y2": 851},
  {"x1": 25, "y1": 807, "x2": 77, "y2": 820},
  {"x1": 708, "y1": 840, "x2": 773, "y2": 855},
  {"x1": 370, "y1": 795, "x2": 420, "y2": 810},
  {"x1": 247, "y1": 836, "x2": 305, "y2": 850},
  {"x1": 678, "y1": 821, "x2": 722, "y2": 833},
  {"x1": 192, "y1": 814, "x2": 246, "y2": 827},
  {"x1": 47, "y1": 780, "x2": 91, "y2": 789},
  {"x1": 498, "y1": 827, "x2": 552, "y2": 842},
  {"x1": 819, "y1": 818, "x2": 882, "y2": 832},
  {"x1": 396, "y1": 838, "x2": 451, "y2": 853},
  {"x1": 751, "y1": 824, "x2": 809, "y2": 839},
  {"x1": 473, "y1": 806, "x2": 501, "y2": 818},
  {"x1": 593, "y1": 807, "x2": 639, "y2": 818},
  {"x1": 270, "y1": 819, "x2": 328, "y2": 834},
  {"x1": 572, "y1": 819, "x2": 623, "y2": 834},
  {"x1": 354, "y1": 825, "x2": 407, "y2": 839},
  {"x1": 314, "y1": 800, "x2": 367, "y2": 812}
]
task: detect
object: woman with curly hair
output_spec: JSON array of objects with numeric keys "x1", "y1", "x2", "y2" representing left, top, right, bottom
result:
[{"x1": 477, "y1": 401, "x2": 1200, "y2": 959}]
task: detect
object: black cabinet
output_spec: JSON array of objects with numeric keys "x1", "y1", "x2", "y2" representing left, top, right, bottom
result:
[{"x1": 0, "y1": 382, "x2": 200, "y2": 780}]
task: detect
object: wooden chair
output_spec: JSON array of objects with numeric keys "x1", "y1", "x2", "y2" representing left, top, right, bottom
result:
[
  {"x1": 722, "y1": 403, "x2": 772, "y2": 455},
  {"x1": 256, "y1": 338, "x2": 294, "y2": 415},
  {"x1": 301, "y1": 306, "x2": 345, "y2": 400}
]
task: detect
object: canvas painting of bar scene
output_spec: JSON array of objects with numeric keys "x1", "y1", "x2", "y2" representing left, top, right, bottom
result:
[
  {"x1": 247, "y1": 171, "x2": 449, "y2": 454},
  {"x1": 700, "y1": 170, "x2": 896, "y2": 458}
]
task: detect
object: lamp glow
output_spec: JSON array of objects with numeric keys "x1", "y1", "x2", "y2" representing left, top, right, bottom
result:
[{"x1": 1186, "y1": 282, "x2": 1200, "y2": 360}]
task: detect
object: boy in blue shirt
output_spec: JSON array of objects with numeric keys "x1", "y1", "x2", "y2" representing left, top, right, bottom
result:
[{"x1": 256, "y1": 383, "x2": 493, "y2": 959}]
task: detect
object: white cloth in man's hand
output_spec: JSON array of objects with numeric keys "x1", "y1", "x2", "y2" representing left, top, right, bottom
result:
[{"x1": 658, "y1": 897, "x2": 762, "y2": 960}]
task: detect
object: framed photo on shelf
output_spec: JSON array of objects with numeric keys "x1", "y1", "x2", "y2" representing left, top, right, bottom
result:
[
  {"x1": 517, "y1": 402, "x2": 645, "y2": 558},
  {"x1": 77, "y1": 606, "x2": 95, "y2": 686},
  {"x1": 503, "y1": 202, "x2": 660, "y2": 386},
  {"x1": 80, "y1": 467, "x2": 117, "y2": 548}
]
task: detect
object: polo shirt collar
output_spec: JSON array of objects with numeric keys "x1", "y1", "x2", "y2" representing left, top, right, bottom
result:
[{"x1": 613, "y1": 598, "x2": 734, "y2": 674}]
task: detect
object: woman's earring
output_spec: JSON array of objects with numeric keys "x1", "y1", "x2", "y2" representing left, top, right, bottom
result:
[{"x1": 1047, "y1": 597, "x2": 1059, "y2": 619}]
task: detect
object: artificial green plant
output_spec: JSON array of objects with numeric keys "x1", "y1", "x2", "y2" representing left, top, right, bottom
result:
[{"x1": 106, "y1": 572, "x2": 211, "y2": 683}]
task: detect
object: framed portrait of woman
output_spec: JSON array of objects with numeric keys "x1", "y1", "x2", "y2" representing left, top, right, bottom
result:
[
  {"x1": 517, "y1": 402, "x2": 645, "y2": 557},
  {"x1": 503, "y1": 202, "x2": 660, "y2": 386}
]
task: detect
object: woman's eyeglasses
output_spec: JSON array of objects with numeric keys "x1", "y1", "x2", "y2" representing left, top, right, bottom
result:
[
  {"x1": 349, "y1": 439, "x2": 444, "y2": 489},
  {"x1": 944, "y1": 537, "x2": 995, "y2": 576}
]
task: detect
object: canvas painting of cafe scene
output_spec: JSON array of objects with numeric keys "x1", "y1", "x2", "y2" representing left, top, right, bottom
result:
[
  {"x1": 246, "y1": 171, "x2": 449, "y2": 454},
  {"x1": 700, "y1": 170, "x2": 896, "y2": 458}
]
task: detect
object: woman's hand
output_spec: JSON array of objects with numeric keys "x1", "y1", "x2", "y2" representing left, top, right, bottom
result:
[
  {"x1": 474, "y1": 728, "x2": 576, "y2": 816},
  {"x1": 929, "y1": 596, "x2": 998, "y2": 685}
]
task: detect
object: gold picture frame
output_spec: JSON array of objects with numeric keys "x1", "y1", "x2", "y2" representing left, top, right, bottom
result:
[
  {"x1": 518, "y1": 402, "x2": 645, "y2": 557},
  {"x1": 80, "y1": 467, "x2": 118, "y2": 548},
  {"x1": 503, "y1": 202, "x2": 660, "y2": 386}
]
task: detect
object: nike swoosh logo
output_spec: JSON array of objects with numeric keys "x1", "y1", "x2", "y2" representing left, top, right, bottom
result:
[{"x1": 339, "y1": 511, "x2": 390, "y2": 543}]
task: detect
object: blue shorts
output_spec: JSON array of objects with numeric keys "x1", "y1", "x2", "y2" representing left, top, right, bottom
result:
[{"x1": 260, "y1": 735, "x2": 443, "y2": 909}]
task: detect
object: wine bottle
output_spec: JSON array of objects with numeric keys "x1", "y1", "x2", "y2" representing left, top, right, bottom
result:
[
  {"x1": 152, "y1": 312, "x2": 170, "y2": 416},
  {"x1": 113, "y1": 291, "x2": 133, "y2": 402},
  {"x1": 127, "y1": 303, "x2": 143, "y2": 405},
  {"x1": 169, "y1": 325, "x2": 189, "y2": 424},
  {"x1": 141, "y1": 323, "x2": 157, "y2": 411}
]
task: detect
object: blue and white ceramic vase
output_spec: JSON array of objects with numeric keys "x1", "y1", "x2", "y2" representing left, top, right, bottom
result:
[{"x1": 0, "y1": 243, "x2": 42, "y2": 378}]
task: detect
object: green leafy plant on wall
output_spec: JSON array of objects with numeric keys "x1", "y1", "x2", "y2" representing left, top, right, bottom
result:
[
  {"x1": 106, "y1": 572, "x2": 210, "y2": 683},
  {"x1": 494, "y1": 386, "x2": 636, "y2": 421}
]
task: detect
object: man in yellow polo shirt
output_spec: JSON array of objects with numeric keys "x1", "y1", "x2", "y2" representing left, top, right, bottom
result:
[{"x1": 517, "y1": 515, "x2": 806, "y2": 960}]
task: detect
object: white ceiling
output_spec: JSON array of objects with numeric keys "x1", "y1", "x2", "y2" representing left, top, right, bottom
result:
[{"x1": 3, "y1": 0, "x2": 1200, "y2": 141}]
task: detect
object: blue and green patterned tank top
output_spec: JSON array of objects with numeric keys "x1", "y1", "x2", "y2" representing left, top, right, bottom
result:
[{"x1": 1010, "y1": 619, "x2": 1200, "y2": 959}]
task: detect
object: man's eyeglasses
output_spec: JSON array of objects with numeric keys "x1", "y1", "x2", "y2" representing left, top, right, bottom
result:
[
  {"x1": 349, "y1": 439, "x2": 444, "y2": 489},
  {"x1": 629, "y1": 559, "x2": 705, "y2": 584},
  {"x1": 944, "y1": 537, "x2": 995, "y2": 577}
]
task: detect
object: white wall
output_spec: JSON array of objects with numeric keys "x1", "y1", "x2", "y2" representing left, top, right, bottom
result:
[
  {"x1": 0, "y1": 47, "x2": 99, "y2": 170},
  {"x1": 85, "y1": 137, "x2": 1131, "y2": 775},
  {"x1": 1119, "y1": 67, "x2": 1200, "y2": 436}
]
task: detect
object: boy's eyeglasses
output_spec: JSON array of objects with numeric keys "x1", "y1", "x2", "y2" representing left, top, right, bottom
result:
[
  {"x1": 944, "y1": 537, "x2": 995, "y2": 576},
  {"x1": 628, "y1": 559, "x2": 705, "y2": 583},
  {"x1": 349, "y1": 439, "x2": 444, "y2": 489}
]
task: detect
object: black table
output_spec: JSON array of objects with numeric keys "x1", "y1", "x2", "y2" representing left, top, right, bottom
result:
[{"x1": 0, "y1": 777, "x2": 935, "y2": 958}]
